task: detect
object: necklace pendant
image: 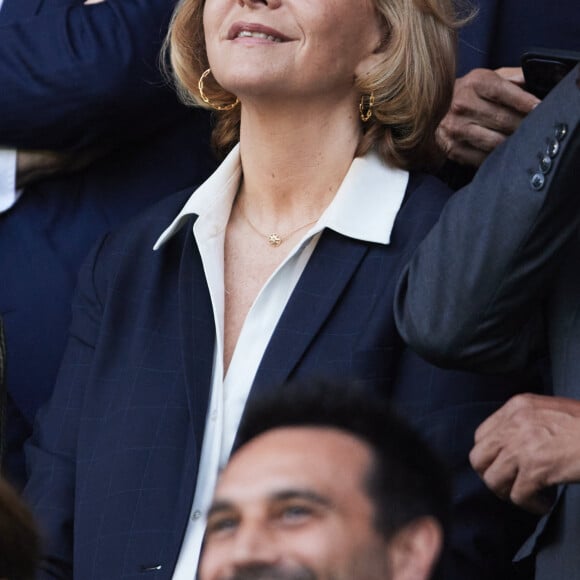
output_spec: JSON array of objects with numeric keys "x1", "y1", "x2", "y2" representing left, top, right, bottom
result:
[{"x1": 268, "y1": 233, "x2": 282, "y2": 247}]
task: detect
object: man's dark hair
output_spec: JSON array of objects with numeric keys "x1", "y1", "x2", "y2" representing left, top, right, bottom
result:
[
  {"x1": 0, "y1": 477, "x2": 40, "y2": 580},
  {"x1": 236, "y1": 380, "x2": 450, "y2": 540}
]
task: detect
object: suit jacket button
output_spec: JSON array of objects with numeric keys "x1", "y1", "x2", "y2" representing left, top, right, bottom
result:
[
  {"x1": 546, "y1": 138, "x2": 560, "y2": 158},
  {"x1": 530, "y1": 172, "x2": 545, "y2": 190},
  {"x1": 539, "y1": 154, "x2": 552, "y2": 174},
  {"x1": 555, "y1": 123, "x2": 568, "y2": 141}
]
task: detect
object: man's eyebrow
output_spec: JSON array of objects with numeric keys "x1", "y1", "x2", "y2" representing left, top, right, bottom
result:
[
  {"x1": 207, "y1": 489, "x2": 334, "y2": 517},
  {"x1": 207, "y1": 500, "x2": 235, "y2": 519},
  {"x1": 270, "y1": 489, "x2": 334, "y2": 508}
]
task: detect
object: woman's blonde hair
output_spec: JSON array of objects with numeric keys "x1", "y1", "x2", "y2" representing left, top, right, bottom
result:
[{"x1": 164, "y1": 0, "x2": 468, "y2": 170}]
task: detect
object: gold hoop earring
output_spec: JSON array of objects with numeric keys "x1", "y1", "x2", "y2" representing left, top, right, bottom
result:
[
  {"x1": 198, "y1": 68, "x2": 240, "y2": 111},
  {"x1": 359, "y1": 92, "x2": 375, "y2": 122}
]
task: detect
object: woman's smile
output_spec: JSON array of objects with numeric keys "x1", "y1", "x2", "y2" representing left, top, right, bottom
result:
[{"x1": 228, "y1": 22, "x2": 289, "y2": 43}]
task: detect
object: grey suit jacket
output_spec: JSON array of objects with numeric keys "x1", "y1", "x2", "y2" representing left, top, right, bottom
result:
[{"x1": 395, "y1": 66, "x2": 580, "y2": 577}]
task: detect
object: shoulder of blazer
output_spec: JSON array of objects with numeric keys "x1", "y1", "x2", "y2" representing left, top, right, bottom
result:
[
  {"x1": 404, "y1": 171, "x2": 453, "y2": 208},
  {"x1": 84, "y1": 185, "x2": 199, "y2": 296},
  {"x1": 394, "y1": 171, "x2": 454, "y2": 242},
  {"x1": 107, "y1": 185, "x2": 197, "y2": 250}
]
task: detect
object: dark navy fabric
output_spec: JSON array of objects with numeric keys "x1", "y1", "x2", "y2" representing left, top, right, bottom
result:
[
  {"x1": 458, "y1": 0, "x2": 580, "y2": 76},
  {"x1": 0, "y1": 0, "x2": 216, "y2": 487},
  {"x1": 25, "y1": 174, "x2": 536, "y2": 579}
]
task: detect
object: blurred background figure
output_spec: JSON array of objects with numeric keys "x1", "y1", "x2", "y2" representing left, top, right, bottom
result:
[
  {"x1": 200, "y1": 381, "x2": 450, "y2": 580},
  {"x1": 0, "y1": 476, "x2": 40, "y2": 580},
  {"x1": 0, "y1": 0, "x2": 215, "y2": 488}
]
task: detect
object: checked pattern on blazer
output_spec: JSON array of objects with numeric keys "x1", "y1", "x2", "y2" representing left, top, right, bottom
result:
[{"x1": 24, "y1": 175, "x2": 540, "y2": 579}]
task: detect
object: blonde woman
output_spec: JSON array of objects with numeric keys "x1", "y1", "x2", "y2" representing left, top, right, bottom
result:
[{"x1": 25, "y1": 0, "x2": 535, "y2": 578}]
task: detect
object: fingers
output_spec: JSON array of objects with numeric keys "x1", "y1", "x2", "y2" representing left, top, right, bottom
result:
[
  {"x1": 470, "y1": 430, "x2": 552, "y2": 515},
  {"x1": 474, "y1": 393, "x2": 543, "y2": 443},
  {"x1": 469, "y1": 68, "x2": 539, "y2": 114},
  {"x1": 510, "y1": 474, "x2": 555, "y2": 515},
  {"x1": 437, "y1": 110, "x2": 510, "y2": 166},
  {"x1": 470, "y1": 442, "x2": 515, "y2": 494},
  {"x1": 439, "y1": 142, "x2": 488, "y2": 167},
  {"x1": 484, "y1": 457, "x2": 552, "y2": 515},
  {"x1": 495, "y1": 67, "x2": 526, "y2": 86},
  {"x1": 438, "y1": 68, "x2": 540, "y2": 167},
  {"x1": 476, "y1": 394, "x2": 580, "y2": 445},
  {"x1": 469, "y1": 428, "x2": 502, "y2": 475},
  {"x1": 470, "y1": 394, "x2": 580, "y2": 515}
]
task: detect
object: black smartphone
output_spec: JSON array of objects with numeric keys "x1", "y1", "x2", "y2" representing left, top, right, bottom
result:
[{"x1": 522, "y1": 47, "x2": 580, "y2": 98}]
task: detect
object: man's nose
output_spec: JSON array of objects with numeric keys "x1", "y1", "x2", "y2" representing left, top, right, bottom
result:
[{"x1": 228, "y1": 521, "x2": 280, "y2": 569}]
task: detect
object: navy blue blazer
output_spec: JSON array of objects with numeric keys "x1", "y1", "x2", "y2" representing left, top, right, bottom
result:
[
  {"x1": 0, "y1": 0, "x2": 216, "y2": 486},
  {"x1": 25, "y1": 172, "x2": 537, "y2": 579}
]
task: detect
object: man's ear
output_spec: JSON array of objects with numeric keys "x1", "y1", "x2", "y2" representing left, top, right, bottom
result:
[{"x1": 387, "y1": 517, "x2": 443, "y2": 580}]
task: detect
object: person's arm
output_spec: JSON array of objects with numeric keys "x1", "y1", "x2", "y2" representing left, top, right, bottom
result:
[
  {"x1": 15, "y1": 147, "x2": 103, "y2": 189},
  {"x1": 0, "y1": 0, "x2": 185, "y2": 152},
  {"x1": 437, "y1": 68, "x2": 540, "y2": 168},
  {"x1": 394, "y1": 65, "x2": 580, "y2": 373},
  {"x1": 23, "y1": 234, "x2": 109, "y2": 579}
]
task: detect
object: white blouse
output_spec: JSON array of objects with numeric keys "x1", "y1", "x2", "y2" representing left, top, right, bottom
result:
[{"x1": 153, "y1": 144, "x2": 409, "y2": 578}]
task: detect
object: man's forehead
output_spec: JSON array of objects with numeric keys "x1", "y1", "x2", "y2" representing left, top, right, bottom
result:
[
  {"x1": 215, "y1": 426, "x2": 373, "y2": 498},
  {"x1": 236, "y1": 426, "x2": 371, "y2": 465}
]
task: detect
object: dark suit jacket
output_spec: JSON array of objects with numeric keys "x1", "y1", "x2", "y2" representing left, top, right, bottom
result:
[
  {"x1": 456, "y1": 0, "x2": 580, "y2": 77},
  {"x1": 396, "y1": 67, "x2": 580, "y2": 577},
  {"x1": 24, "y1": 171, "x2": 537, "y2": 579},
  {"x1": 0, "y1": 0, "x2": 216, "y2": 486},
  {"x1": 0, "y1": 316, "x2": 5, "y2": 466}
]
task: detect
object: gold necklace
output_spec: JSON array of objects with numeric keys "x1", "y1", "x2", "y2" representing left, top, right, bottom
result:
[{"x1": 239, "y1": 202, "x2": 321, "y2": 247}]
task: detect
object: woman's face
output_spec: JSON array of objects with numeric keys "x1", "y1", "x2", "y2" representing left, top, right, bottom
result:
[{"x1": 203, "y1": 0, "x2": 384, "y2": 104}]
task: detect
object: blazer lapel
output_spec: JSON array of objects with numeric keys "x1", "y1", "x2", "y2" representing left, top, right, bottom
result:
[
  {"x1": 251, "y1": 230, "x2": 369, "y2": 397},
  {"x1": 177, "y1": 217, "x2": 215, "y2": 458}
]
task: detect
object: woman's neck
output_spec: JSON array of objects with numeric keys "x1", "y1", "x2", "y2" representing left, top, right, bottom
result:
[{"x1": 236, "y1": 98, "x2": 362, "y2": 228}]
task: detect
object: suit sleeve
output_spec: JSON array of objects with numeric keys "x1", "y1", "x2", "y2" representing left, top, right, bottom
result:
[
  {"x1": 0, "y1": 0, "x2": 187, "y2": 152},
  {"x1": 394, "y1": 66, "x2": 580, "y2": 373},
  {"x1": 23, "y1": 234, "x2": 110, "y2": 579}
]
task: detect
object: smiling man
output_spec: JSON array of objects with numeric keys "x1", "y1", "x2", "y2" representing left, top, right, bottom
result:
[{"x1": 199, "y1": 382, "x2": 450, "y2": 580}]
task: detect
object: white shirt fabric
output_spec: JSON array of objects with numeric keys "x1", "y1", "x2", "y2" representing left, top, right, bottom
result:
[
  {"x1": 0, "y1": 0, "x2": 22, "y2": 214},
  {"x1": 154, "y1": 144, "x2": 409, "y2": 578}
]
